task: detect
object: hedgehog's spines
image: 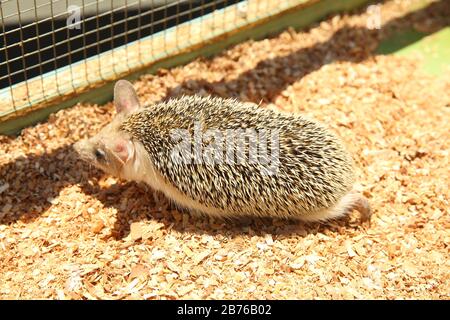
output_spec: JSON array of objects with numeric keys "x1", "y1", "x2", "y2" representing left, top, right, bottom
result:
[{"x1": 120, "y1": 95, "x2": 355, "y2": 219}]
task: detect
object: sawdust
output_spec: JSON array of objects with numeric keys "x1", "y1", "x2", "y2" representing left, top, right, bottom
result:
[{"x1": 0, "y1": 0, "x2": 449, "y2": 299}]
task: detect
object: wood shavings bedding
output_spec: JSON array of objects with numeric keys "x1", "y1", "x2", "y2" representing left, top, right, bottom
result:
[{"x1": 0, "y1": 0, "x2": 449, "y2": 299}]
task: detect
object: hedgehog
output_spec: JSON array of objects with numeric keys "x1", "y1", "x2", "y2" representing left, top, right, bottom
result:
[{"x1": 74, "y1": 80, "x2": 372, "y2": 222}]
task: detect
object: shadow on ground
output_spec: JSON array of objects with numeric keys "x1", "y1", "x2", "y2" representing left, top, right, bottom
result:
[{"x1": 163, "y1": 0, "x2": 448, "y2": 104}]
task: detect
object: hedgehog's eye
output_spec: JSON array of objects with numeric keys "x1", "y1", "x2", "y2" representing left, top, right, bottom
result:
[{"x1": 94, "y1": 148, "x2": 106, "y2": 161}]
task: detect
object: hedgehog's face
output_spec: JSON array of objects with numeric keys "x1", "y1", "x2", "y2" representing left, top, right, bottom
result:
[
  {"x1": 73, "y1": 118, "x2": 135, "y2": 178},
  {"x1": 73, "y1": 80, "x2": 141, "y2": 178}
]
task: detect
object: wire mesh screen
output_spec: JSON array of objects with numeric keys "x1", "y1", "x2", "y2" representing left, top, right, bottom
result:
[{"x1": 0, "y1": 0, "x2": 306, "y2": 119}]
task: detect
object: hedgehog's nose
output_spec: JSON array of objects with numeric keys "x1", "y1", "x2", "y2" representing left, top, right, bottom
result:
[
  {"x1": 73, "y1": 139, "x2": 90, "y2": 160},
  {"x1": 73, "y1": 140, "x2": 83, "y2": 155}
]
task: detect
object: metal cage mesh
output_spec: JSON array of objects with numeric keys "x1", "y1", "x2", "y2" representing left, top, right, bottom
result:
[{"x1": 0, "y1": 0, "x2": 303, "y2": 119}]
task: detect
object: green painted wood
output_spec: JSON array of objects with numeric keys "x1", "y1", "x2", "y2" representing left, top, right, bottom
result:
[
  {"x1": 377, "y1": 27, "x2": 450, "y2": 77},
  {"x1": 376, "y1": 29, "x2": 429, "y2": 55},
  {"x1": 395, "y1": 27, "x2": 450, "y2": 77},
  {"x1": 0, "y1": 0, "x2": 372, "y2": 136}
]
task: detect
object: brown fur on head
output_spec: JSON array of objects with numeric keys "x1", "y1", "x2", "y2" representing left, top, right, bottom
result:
[{"x1": 73, "y1": 80, "x2": 142, "y2": 178}]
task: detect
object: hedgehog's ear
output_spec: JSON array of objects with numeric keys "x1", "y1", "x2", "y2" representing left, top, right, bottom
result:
[{"x1": 114, "y1": 80, "x2": 141, "y2": 115}]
